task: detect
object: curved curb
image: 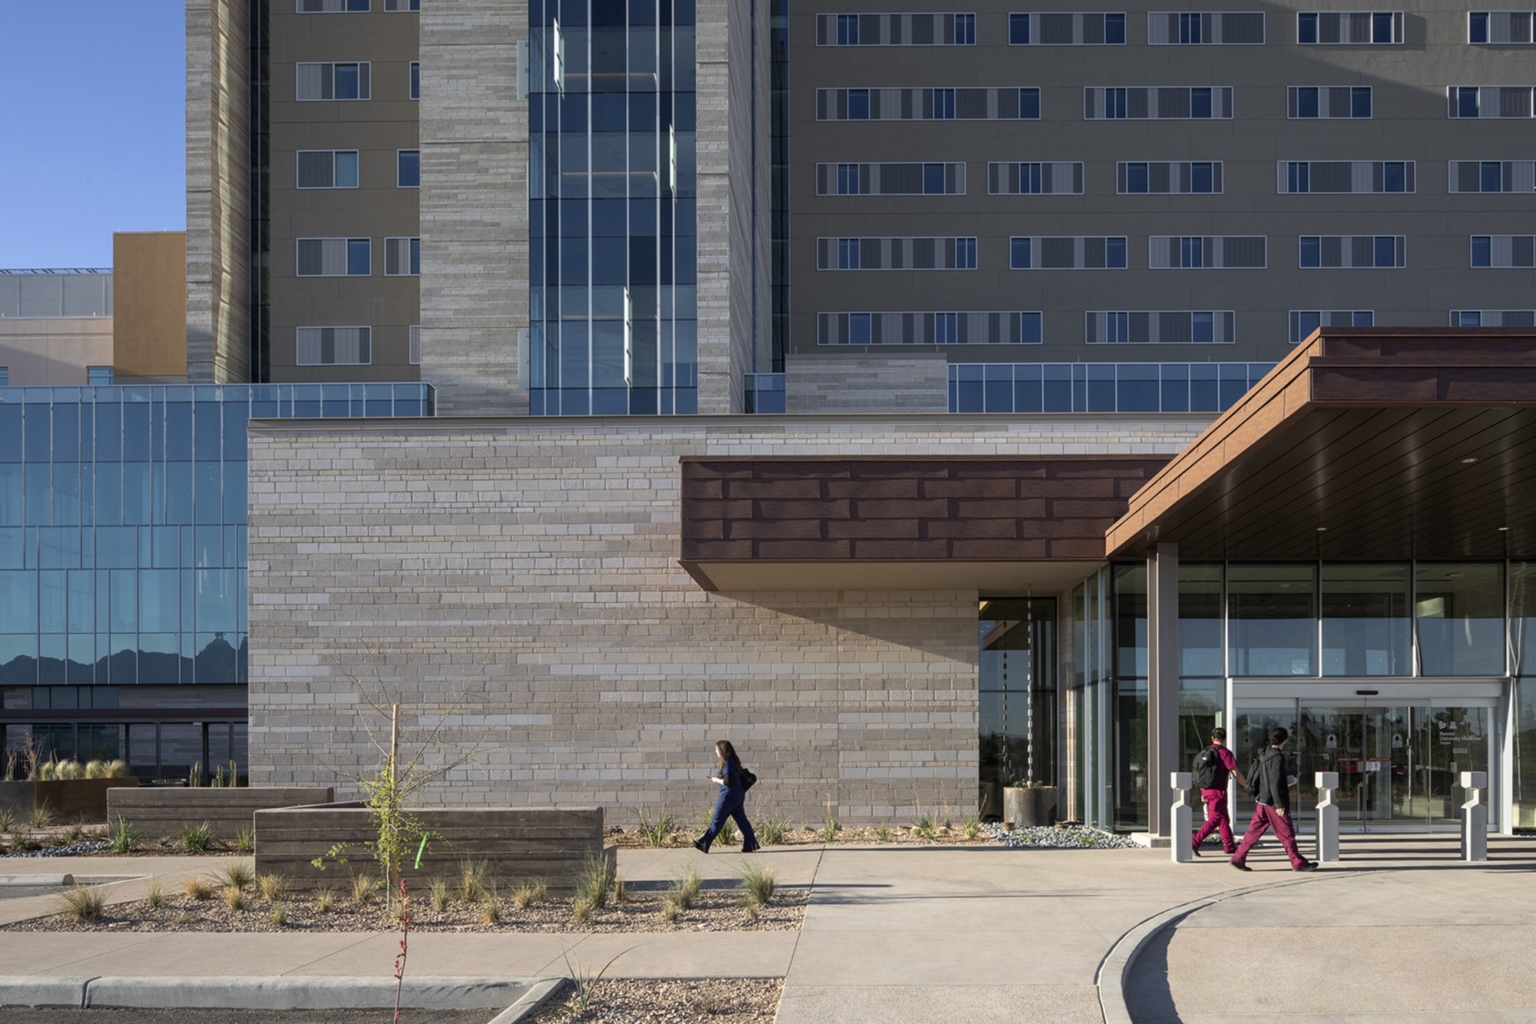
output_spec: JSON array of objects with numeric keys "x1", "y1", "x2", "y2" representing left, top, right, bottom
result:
[{"x1": 1095, "y1": 873, "x2": 1350, "y2": 1024}]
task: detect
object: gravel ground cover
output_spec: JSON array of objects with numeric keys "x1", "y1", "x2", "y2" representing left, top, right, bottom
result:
[
  {"x1": 527, "y1": 977, "x2": 784, "y2": 1023},
  {"x1": 4, "y1": 876, "x2": 807, "y2": 934},
  {"x1": 0, "y1": 1010, "x2": 497, "y2": 1024},
  {"x1": 983, "y1": 822, "x2": 1140, "y2": 849}
]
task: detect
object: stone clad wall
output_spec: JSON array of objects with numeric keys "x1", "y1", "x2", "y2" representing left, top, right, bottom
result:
[{"x1": 246, "y1": 417, "x2": 1204, "y2": 823}]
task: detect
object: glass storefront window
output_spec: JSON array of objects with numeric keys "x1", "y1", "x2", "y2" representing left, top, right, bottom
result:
[
  {"x1": 1229, "y1": 564, "x2": 1316, "y2": 676},
  {"x1": 1321, "y1": 563, "x2": 1410, "y2": 676},
  {"x1": 978, "y1": 598, "x2": 1056, "y2": 818},
  {"x1": 1113, "y1": 565, "x2": 1148, "y2": 831},
  {"x1": 1416, "y1": 563, "x2": 1503, "y2": 676},
  {"x1": 1179, "y1": 563, "x2": 1223, "y2": 676}
]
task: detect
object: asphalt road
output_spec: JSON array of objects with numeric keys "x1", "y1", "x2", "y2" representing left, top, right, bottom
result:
[{"x1": 3, "y1": 1011, "x2": 499, "y2": 1024}]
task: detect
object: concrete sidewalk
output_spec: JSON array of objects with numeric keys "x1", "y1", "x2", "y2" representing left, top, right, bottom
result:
[{"x1": 1, "y1": 835, "x2": 1533, "y2": 1022}]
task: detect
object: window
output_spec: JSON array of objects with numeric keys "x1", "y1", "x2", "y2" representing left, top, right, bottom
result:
[
  {"x1": 955, "y1": 237, "x2": 977, "y2": 269},
  {"x1": 86, "y1": 366, "x2": 114, "y2": 385},
  {"x1": 1448, "y1": 160, "x2": 1536, "y2": 192},
  {"x1": 1451, "y1": 309, "x2": 1536, "y2": 326},
  {"x1": 1288, "y1": 85, "x2": 1372, "y2": 118},
  {"x1": 408, "y1": 325, "x2": 421, "y2": 364},
  {"x1": 1085, "y1": 86, "x2": 1232, "y2": 119},
  {"x1": 383, "y1": 0, "x2": 420, "y2": 9},
  {"x1": 817, "y1": 87, "x2": 1039, "y2": 121},
  {"x1": 816, "y1": 13, "x2": 979, "y2": 45},
  {"x1": 818, "y1": 311, "x2": 1041, "y2": 345},
  {"x1": 1148, "y1": 11, "x2": 1265, "y2": 43},
  {"x1": 1298, "y1": 235, "x2": 1406, "y2": 268},
  {"x1": 296, "y1": 62, "x2": 371, "y2": 100},
  {"x1": 397, "y1": 150, "x2": 420, "y2": 187},
  {"x1": 1180, "y1": 237, "x2": 1203, "y2": 267},
  {"x1": 989, "y1": 161, "x2": 1083, "y2": 195},
  {"x1": 384, "y1": 237, "x2": 421, "y2": 275},
  {"x1": 299, "y1": 0, "x2": 370, "y2": 11},
  {"x1": 1298, "y1": 11, "x2": 1402, "y2": 43},
  {"x1": 296, "y1": 150, "x2": 359, "y2": 188},
  {"x1": 932, "y1": 89, "x2": 956, "y2": 119},
  {"x1": 0, "y1": 367, "x2": 8, "y2": 387},
  {"x1": 1010, "y1": 236, "x2": 1127, "y2": 269},
  {"x1": 296, "y1": 238, "x2": 372, "y2": 276},
  {"x1": 1448, "y1": 85, "x2": 1536, "y2": 117},
  {"x1": 295, "y1": 326, "x2": 372, "y2": 365},
  {"x1": 1470, "y1": 235, "x2": 1536, "y2": 267},
  {"x1": 1469, "y1": 11, "x2": 1536, "y2": 43},
  {"x1": 838, "y1": 238, "x2": 860, "y2": 269},
  {"x1": 1279, "y1": 160, "x2": 1415, "y2": 194},
  {"x1": 847, "y1": 89, "x2": 870, "y2": 119},
  {"x1": 1019, "y1": 88, "x2": 1041, "y2": 119},
  {"x1": 1117, "y1": 161, "x2": 1222, "y2": 194},
  {"x1": 1289, "y1": 310, "x2": 1373, "y2": 342},
  {"x1": 1009, "y1": 12, "x2": 1125, "y2": 45},
  {"x1": 1150, "y1": 236, "x2": 1266, "y2": 268},
  {"x1": 923, "y1": 163, "x2": 946, "y2": 193},
  {"x1": 837, "y1": 163, "x2": 860, "y2": 194},
  {"x1": 1085, "y1": 311, "x2": 1237, "y2": 343},
  {"x1": 410, "y1": 62, "x2": 420, "y2": 99}
]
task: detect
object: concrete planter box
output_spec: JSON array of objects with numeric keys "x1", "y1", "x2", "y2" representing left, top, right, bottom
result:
[
  {"x1": 107, "y1": 786, "x2": 335, "y2": 843},
  {"x1": 254, "y1": 805, "x2": 611, "y2": 891},
  {"x1": 1003, "y1": 786, "x2": 1057, "y2": 828},
  {"x1": 0, "y1": 781, "x2": 33, "y2": 817},
  {"x1": 31, "y1": 779, "x2": 140, "y2": 821}
]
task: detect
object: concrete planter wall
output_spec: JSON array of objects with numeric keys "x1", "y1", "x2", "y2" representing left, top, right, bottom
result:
[
  {"x1": 1003, "y1": 786, "x2": 1057, "y2": 828},
  {"x1": 254, "y1": 805, "x2": 610, "y2": 891},
  {"x1": 0, "y1": 781, "x2": 33, "y2": 817},
  {"x1": 107, "y1": 786, "x2": 335, "y2": 842},
  {"x1": 30, "y1": 779, "x2": 141, "y2": 821}
]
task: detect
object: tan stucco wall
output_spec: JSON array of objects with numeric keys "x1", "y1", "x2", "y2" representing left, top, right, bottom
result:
[
  {"x1": 0, "y1": 318, "x2": 115, "y2": 386},
  {"x1": 114, "y1": 232, "x2": 188, "y2": 380}
]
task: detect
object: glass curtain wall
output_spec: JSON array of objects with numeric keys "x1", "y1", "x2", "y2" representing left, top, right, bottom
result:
[
  {"x1": 1415, "y1": 563, "x2": 1504, "y2": 676},
  {"x1": 1112, "y1": 565, "x2": 1148, "y2": 831},
  {"x1": 1178, "y1": 564, "x2": 1224, "y2": 778},
  {"x1": 1512, "y1": 563, "x2": 1536, "y2": 829},
  {"x1": 978, "y1": 598, "x2": 1055, "y2": 818},
  {"x1": 1069, "y1": 573, "x2": 1110, "y2": 827},
  {"x1": 1321, "y1": 564, "x2": 1411, "y2": 675},
  {"x1": 528, "y1": 0, "x2": 700, "y2": 415}
]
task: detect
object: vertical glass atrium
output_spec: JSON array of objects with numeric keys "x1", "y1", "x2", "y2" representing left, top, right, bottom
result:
[{"x1": 529, "y1": 0, "x2": 699, "y2": 415}]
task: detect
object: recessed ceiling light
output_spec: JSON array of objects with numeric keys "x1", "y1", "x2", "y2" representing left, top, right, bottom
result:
[
  {"x1": 1500, "y1": 527, "x2": 1510, "y2": 532},
  {"x1": 1316, "y1": 527, "x2": 1327, "y2": 532},
  {"x1": 1462, "y1": 457, "x2": 1479, "y2": 464}
]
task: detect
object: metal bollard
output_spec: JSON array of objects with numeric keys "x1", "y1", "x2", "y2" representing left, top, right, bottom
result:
[
  {"x1": 1314, "y1": 771, "x2": 1339, "y2": 863},
  {"x1": 1171, "y1": 772, "x2": 1193, "y2": 863},
  {"x1": 1461, "y1": 771, "x2": 1488, "y2": 862}
]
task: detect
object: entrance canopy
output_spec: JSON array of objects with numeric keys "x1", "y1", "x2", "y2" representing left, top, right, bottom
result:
[{"x1": 1107, "y1": 329, "x2": 1536, "y2": 561}]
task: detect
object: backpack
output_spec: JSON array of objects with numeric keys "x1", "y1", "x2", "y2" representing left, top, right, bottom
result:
[{"x1": 1192, "y1": 746, "x2": 1227, "y2": 790}]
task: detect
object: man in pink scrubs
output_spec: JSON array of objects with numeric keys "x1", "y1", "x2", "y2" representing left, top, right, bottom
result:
[{"x1": 1191, "y1": 727, "x2": 1245, "y2": 856}]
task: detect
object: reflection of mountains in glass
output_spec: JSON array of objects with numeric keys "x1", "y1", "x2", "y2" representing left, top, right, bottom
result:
[{"x1": 0, "y1": 635, "x2": 247, "y2": 685}]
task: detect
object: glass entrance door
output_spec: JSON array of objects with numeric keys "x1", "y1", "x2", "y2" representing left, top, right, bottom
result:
[{"x1": 1234, "y1": 698, "x2": 1493, "y2": 831}]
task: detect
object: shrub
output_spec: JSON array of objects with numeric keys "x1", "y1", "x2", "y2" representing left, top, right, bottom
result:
[
  {"x1": 0, "y1": 807, "x2": 14, "y2": 833},
  {"x1": 59, "y1": 884, "x2": 105, "y2": 923},
  {"x1": 177, "y1": 822, "x2": 218, "y2": 853},
  {"x1": 962, "y1": 815, "x2": 982, "y2": 840},
  {"x1": 428, "y1": 877, "x2": 451, "y2": 912},
  {"x1": 739, "y1": 862, "x2": 776, "y2": 908},
  {"x1": 914, "y1": 814, "x2": 936, "y2": 841},
  {"x1": 755, "y1": 813, "x2": 791, "y2": 847},
  {"x1": 30, "y1": 802, "x2": 55, "y2": 829},
  {"x1": 184, "y1": 877, "x2": 213, "y2": 901},
  {"x1": 635, "y1": 807, "x2": 677, "y2": 847},
  {"x1": 577, "y1": 855, "x2": 615, "y2": 911},
  {"x1": 314, "y1": 886, "x2": 337, "y2": 914},
  {"x1": 84, "y1": 760, "x2": 107, "y2": 780},
  {"x1": 458, "y1": 860, "x2": 491, "y2": 904},
  {"x1": 257, "y1": 873, "x2": 290, "y2": 902},
  {"x1": 234, "y1": 827, "x2": 254, "y2": 854},
  {"x1": 107, "y1": 817, "x2": 138, "y2": 854},
  {"x1": 220, "y1": 862, "x2": 254, "y2": 891},
  {"x1": 351, "y1": 874, "x2": 381, "y2": 905},
  {"x1": 874, "y1": 824, "x2": 893, "y2": 843},
  {"x1": 819, "y1": 817, "x2": 839, "y2": 842}
]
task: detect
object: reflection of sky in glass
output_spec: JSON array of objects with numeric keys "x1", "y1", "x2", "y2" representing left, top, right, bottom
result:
[
  {"x1": 0, "y1": 383, "x2": 433, "y2": 687},
  {"x1": 528, "y1": 0, "x2": 699, "y2": 415}
]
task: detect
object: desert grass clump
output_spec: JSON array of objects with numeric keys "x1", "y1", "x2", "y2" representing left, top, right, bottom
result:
[
  {"x1": 234, "y1": 827, "x2": 254, "y2": 854},
  {"x1": 107, "y1": 817, "x2": 138, "y2": 854},
  {"x1": 577, "y1": 854, "x2": 615, "y2": 910},
  {"x1": 267, "y1": 903, "x2": 288, "y2": 927},
  {"x1": 224, "y1": 886, "x2": 245, "y2": 911},
  {"x1": 428, "y1": 877, "x2": 451, "y2": 912},
  {"x1": 742, "y1": 901, "x2": 760, "y2": 922},
  {"x1": 819, "y1": 816, "x2": 839, "y2": 842},
  {"x1": 480, "y1": 891, "x2": 502, "y2": 925},
  {"x1": 29, "y1": 802, "x2": 54, "y2": 829},
  {"x1": 962, "y1": 815, "x2": 982, "y2": 840},
  {"x1": 144, "y1": 877, "x2": 166, "y2": 909},
  {"x1": 105, "y1": 760, "x2": 129, "y2": 778},
  {"x1": 755, "y1": 812, "x2": 791, "y2": 847},
  {"x1": 660, "y1": 897, "x2": 682, "y2": 923},
  {"x1": 512, "y1": 877, "x2": 548, "y2": 909},
  {"x1": 612, "y1": 873, "x2": 627, "y2": 903},
  {"x1": 177, "y1": 821, "x2": 217, "y2": 853},
  {"x1": 83, "y1": 759, "x2": 108, "y2": 780},
  {"x1": 457, "y1": 859, "x2": 492, "y2": 904},
  {"x1": 219, "y1": 862, "x2": 254, "y2": 891},
  {"x1": 874, "y1": 824, "x2": 894, "y2": 843},
  {"x1": 351, "y1": 873, "x2": 381, "y2": 905},
  {"x1": 59, "y1": 884, "x2": 105, "y2": 923},
  {"x1": 635, "y1": 806, "x2": 677, "y2": 847},
  {"x1": 0, "y1": 807, "x2": 14, "y2": 833},
  {"x1": 670, "y1": 865, "x2": 702, "y2": 912},
  {"x1": 738, "y1": 861, "x2": 776, "y2": 908},
  {"x1": 570, "y1": 895, "x2": 593, "y2": 925},
  {"x1": 314, "y1": 886, "x2": 337, "y2": 914},
  {"x1": 184, "y1": 876, "x2": 213, "y2": 900},
  {"x1": 256, "y1": 873, "x2": 290, "y2": 902}
]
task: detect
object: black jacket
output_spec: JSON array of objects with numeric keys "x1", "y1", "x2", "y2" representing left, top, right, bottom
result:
[{"x1": 1249, "y1": 747, "x2": 1291, "y2": 812}]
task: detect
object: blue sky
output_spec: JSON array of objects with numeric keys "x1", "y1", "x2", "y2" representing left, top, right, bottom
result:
[{"x1": 0, "y1": 3, "x2": 186, "y2": 269}]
